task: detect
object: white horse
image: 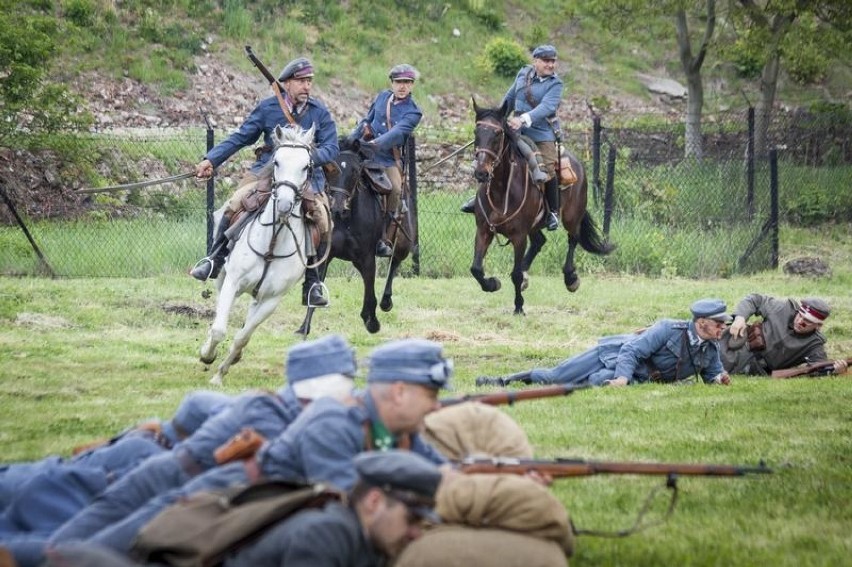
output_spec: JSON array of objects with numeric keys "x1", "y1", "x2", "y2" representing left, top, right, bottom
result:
[{"x1": 200, "y1": 124, "x2": 314, "y2": 385}]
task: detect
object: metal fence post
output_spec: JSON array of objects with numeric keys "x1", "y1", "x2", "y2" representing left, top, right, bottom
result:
[
  {"x1": 407, "y1": 135, "x2": 420, "y2": 276},
  {"x1": 205, "y1": 120, "x2": 215, "y2": 254},
  {"x1": 769, "y1": 148, "x2": 779, "y2": 269},
  {"x1": 746, "y1": 107, "x2": 755, "y2": 220},
  {"x1": 602, "y1": 143, "x2": 616, "y2": 237}
]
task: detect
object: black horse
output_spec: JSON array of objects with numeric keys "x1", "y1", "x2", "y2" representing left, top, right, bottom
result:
[
  {"x1": 297, "y1": 138, "x2": 414, "y2": 336},
  {"x1": 470, "y1": 98, "x2": 614, "y2": 315}
]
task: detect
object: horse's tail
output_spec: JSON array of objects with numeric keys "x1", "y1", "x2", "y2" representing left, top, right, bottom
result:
[{"x1": 577, "y1": 211, "x2": 616, "y2": 255}]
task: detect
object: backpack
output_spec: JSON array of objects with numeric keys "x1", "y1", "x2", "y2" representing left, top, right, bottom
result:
[{"x1": 131, "y1": 480, "x2": 342, "y2": 567}]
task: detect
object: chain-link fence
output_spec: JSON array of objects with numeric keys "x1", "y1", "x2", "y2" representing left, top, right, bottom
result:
[{"x1": 1, "y1": 106, "x2": 849, "y2": 278}]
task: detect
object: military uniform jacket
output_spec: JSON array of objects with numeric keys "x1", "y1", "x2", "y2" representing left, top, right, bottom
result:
[
  {"x1": 721, "y1": 294, "x2": 827, "y2": 374},
  {"x1": 502, "y1": 65, "x2": 563, "y2": 143},
  {"x1": 178, "y1": 387, "x2": 303, "y2": 470},
  {"x1": 223, "y1": 502, "x2": 383, "y2": 567},
  {"x1": 259, "y1": 392, "x2": 446, "y2": 491},
  {"x1": 204, "y1": 95, "x2": 339, "y2": 192},
  {"x1": 354, "y1": 90, "x2": 422, "y2": 168},
  {"x1": 613, "y1": 320, "x2": 725, "y2": 384}
]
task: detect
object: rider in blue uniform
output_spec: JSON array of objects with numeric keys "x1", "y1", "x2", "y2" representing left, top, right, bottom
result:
[
  {"x1": 476, "y1": 299, "x2": 733, "y2": 387},
  {"x1": 47, "y1": 334, "x2": 356, "y2": 550},
  {"x1": 190, "y1": 57, "x2": 339, "y2": 308},
  {"x1": 80, "y1": 338, "x2": 451, "y2": 555},
  {"x1": 350, "y1": 64, "x2": 422, "y2": 257},
  {"x1": 462, "y1": 44, "x2": 564, "y2": 231}
]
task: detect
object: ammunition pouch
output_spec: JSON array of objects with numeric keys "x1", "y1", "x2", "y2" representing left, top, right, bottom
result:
[{"x1": 214, "y1": 428, "x2": 267, "y2": 465}]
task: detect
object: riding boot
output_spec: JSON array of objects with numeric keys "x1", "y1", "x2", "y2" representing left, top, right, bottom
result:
[
  {"x1": 302, "y1": 242, "x2": 328, "y2": 307},
  {"x1": 376, "y1": 213, "x2": 394, "y2": 257},
  {"x1": 190, "y1": 215, "x2": 231, "y2": 281},
  {"x1": 460, "y1": 196, "x2": 476, "y2": 214},
  {"x1": 475, "y1": 371, "x2": 533, "y2": 388},
  {"x1": 544, "y1": 177, "x2": 560, "y2": 231}
]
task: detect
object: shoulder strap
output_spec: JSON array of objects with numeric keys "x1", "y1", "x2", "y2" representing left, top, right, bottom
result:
[
  {"x1": 524, "y1": 67, "x2": 537, "y2": 107},
  {"x1": 272, "y1": 82, "x2": 299, "y2": 127},
  {"x1": 385, "y1": 94, "x2": 403, "y2": 170}
]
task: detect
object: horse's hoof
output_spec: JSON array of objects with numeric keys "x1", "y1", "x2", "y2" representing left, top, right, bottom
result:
[
  {"x1": 380, "y1": 297, "x2": 393, "y2": 312},
  {"x1": 209, "y1": 374, "x2": 223, "y2": 386},
  {"x1": 565, "y1": 273, "x2": 580, "y2": 292},
  {"x1": 365, "y1": 319, "x2": 380, "y2": 334},
  {"x1": 513, "y1": 307, "x2": 526, "y2": 316},
  {"x1": 199, "y1": 352, "x2": 216, "y2": 365},
  {"x1": 484, "y1": 278, "x2": 501, "y2": 293},
  {"x1": 294, "y1": 325, "x2": 309, "y2": 337}
]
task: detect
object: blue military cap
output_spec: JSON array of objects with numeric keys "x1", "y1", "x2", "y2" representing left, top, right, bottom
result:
[
  {"x1": 367, "y1": 338, "x2": 453, "y2": 390},
  {"x1": 389, "y1": 63, "x2": 419, "y2": 82},
  {"x1": 286, "y1": 334, "x2": 357, "y2": 383},
  {"x1": 161, "y1": 390, "x2": 232, "y2": 444},
  {"x1": 532, "y1": 44, "x2": 558, "y2": 60},
  {"x1": 278, "y1": 57, "x2": 314, "y2": 82},
  {"x1": 690, "y1": 298, "x2": 732, "y2": 323},
  {"x1": 354, "y1": 450, "x2": 442, "y2": 522}
]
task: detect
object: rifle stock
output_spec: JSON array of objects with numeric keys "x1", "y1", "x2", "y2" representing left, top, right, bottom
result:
[
  {"x1": 458, "y1": 457, "x2": 772, "y2": 478},
  {"x1": 439, "y1": 384, "x2": 589, "y2": 408},
  {"x1": 771, "y1": 357, "x2": 851, "y2": 379},
  {"x1": 244, "y1": 45, "x2": 283, "y2": 90}
]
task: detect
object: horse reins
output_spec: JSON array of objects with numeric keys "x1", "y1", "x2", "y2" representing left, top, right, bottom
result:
[
  {"x1": 248, "y1": 142, "x2": 314, "y2": 297},
  {"x1": 473, "y1": 118, "x2": 534, "y2": 231}
]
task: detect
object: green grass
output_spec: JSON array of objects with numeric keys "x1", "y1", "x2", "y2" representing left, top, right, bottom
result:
[{"x1": 0, "y1": 224, "x2": 850, "y2": 565}]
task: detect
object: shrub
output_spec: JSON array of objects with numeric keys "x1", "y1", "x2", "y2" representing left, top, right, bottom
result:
[{"x1": 479, "y1": 37, "x2": 528, "y2": 78}]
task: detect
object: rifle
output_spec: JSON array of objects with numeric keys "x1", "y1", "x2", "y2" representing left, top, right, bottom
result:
[
  {"x1": 457, "y1": 456, "x2": 772, "y2": 478},
  {"x1": 457, "y1": 457, "x2": 772, "y2": 537},
  {"x1": 439, "y1": 383, "x2": 589, "y2": 407},
  {"x1": 771, "y1": 357, "x2": 851, "y2": 379},
  {"x1": 244, "y1": 45, "x2": 283, "y2": 90}
]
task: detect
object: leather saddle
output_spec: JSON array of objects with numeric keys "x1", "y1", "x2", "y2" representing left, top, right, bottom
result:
[{"x1": 362, "y1": 160, "x2": 392, "y2": 195}]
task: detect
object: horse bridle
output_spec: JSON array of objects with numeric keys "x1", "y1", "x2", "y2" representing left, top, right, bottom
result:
[{"x1": 474, "y1": 117, "x2": 507, "y2": 179}]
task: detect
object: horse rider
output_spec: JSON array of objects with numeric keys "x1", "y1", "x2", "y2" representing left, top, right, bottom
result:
[
  {"x1": 189, "y1": 56, "x2": 339, "y2": 307},
  {"x1": 349, "y1": 64, "x2": 423, "y2": 257},
  {"x1": 461, "y1": 44, "x2": 564, "y2": 231},
  {"x1": 476, "y1": 299, "x2": 733, "y2": 387}
]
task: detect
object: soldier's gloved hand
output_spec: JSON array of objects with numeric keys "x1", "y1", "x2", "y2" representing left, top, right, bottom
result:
[
  {"x1": 729, "y1": 315, "x2": 747, "y2": 338},
  {"x1": 195, "y1": 159, "x2": 214, "y2": 179},
  {"x1": 834, "y1": 359, "x2": 849, "y2": 375}
]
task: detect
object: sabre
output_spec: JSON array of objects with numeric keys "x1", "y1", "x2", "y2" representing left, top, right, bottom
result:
[
  {"x1": 76, "y1": 171, "x2": 197, "y2": 194},
  {"x1": 421, "y1": 140, "x2": 474, "y2": 172}
]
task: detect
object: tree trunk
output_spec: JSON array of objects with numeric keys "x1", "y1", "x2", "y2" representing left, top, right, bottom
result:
[
  {"x1": 755, "y1": 48, "x2": 781, "y2": 157},
  {"x1": 675, "y1": 3, "x2": 715, "y2": 160}
]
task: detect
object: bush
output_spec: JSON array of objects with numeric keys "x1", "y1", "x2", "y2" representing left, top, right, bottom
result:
[{"x1": 479, "y1": 37, "x2": 529, "y2": 78}]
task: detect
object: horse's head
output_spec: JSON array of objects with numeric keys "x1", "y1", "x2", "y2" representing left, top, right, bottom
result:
[
  {"x1": 472, "y1": 97, "x2": 509, "y2": 183},
  {"x1": 268, "y1": 124, "x2": 315, "y2": 218},
  {"x1": 327, "y1": 137, "x2": 364, "y2": 218}
]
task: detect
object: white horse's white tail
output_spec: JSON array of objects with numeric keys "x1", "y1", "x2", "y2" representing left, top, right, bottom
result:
[{"x1": 199, "y1": 125, "x2": 315, "y2": 385}]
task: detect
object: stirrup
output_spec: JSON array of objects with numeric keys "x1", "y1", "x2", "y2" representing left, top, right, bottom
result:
[
  {"x1": 306, "y1": 282, "x2": 330, "y2": 308},
  {"x1": 189, "y1": 257, "x2": 215, "y2": 281},
  {"x1": 546, "y1": 212, "x2": 559, "y2": 231},
  {"x1": 376, "y1": 240, "x2": 393, "y2": 258}
]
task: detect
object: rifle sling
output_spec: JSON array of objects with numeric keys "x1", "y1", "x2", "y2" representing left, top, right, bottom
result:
[{"x1": 272, "y1": 82, "x2": 299, "y2": 127}]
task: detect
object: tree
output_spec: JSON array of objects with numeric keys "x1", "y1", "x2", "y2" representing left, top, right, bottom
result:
[
  {"x1": 728, "y1": 0, "x2": 852, "y2": 154},
  {"x1": 587, "y1": 0, "x2": 718, "y2": 159},
  {"x1": 0, "y1": 1, "x2": 90, "y2": 144}
]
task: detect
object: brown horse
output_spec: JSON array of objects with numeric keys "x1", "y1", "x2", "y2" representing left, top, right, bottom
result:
[{"x1": 470, "y1": 98, "x2": 614, "y2": 315}]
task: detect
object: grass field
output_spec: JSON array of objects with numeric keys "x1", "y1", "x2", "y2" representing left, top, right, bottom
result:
[{"x1": 0, "y1": 226, "x2": 850, "y2": 565}]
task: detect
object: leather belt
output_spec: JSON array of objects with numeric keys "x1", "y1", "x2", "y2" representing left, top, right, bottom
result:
[
  {"x1": 175, "y1": 448, "x2": 204, "y2": 478},
  {"x1": 243, "y1": 457, "x2": 263, "y2": 483}
]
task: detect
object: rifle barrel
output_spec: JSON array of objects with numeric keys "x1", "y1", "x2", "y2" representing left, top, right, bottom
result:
[
  {"x1": 439, "y1": 384, "x2": 588, "y2": 407},
  {"x1": 459, "y1": 458, "x2": 772, "y2": 477}
]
